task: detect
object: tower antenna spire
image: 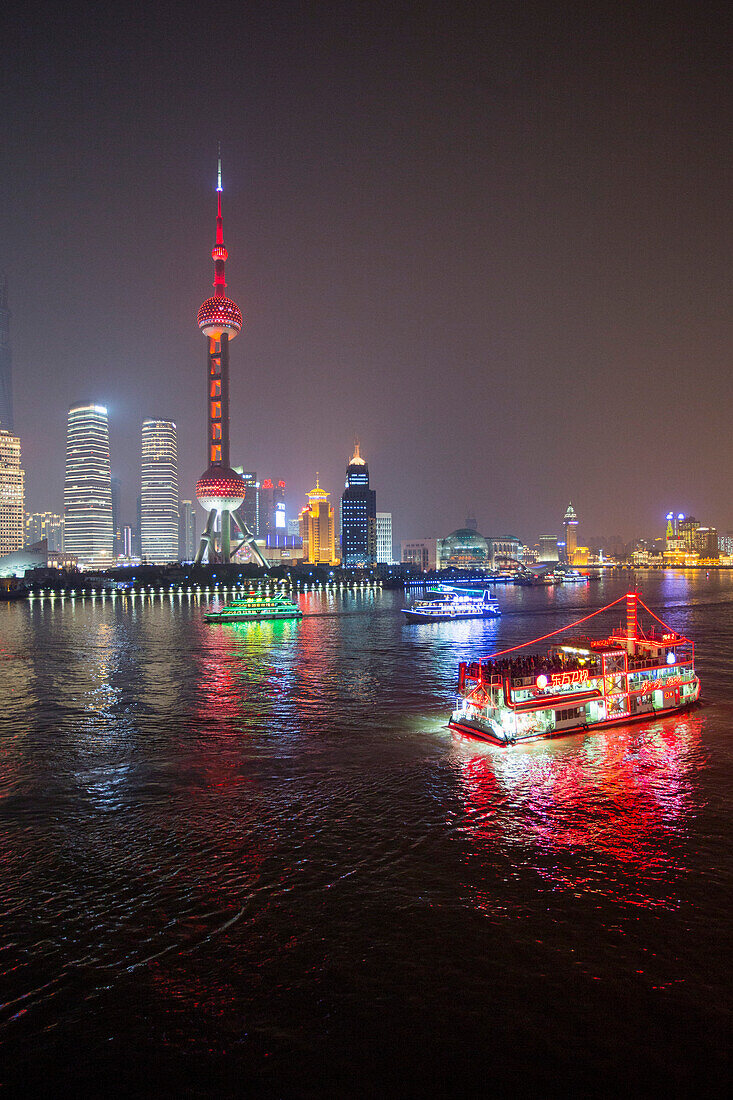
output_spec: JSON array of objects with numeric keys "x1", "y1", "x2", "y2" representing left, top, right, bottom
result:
[{"x1": 214, "y1": 143, "x2": 225, "y2": 257}]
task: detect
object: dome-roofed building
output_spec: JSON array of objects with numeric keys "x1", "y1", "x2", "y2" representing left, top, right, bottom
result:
[
  {"x1": 439, "y1": 523, "x2": 490, "y2": 570},
  {"x1": 437, "y1": 518, "x2": 524, "y2": 571}
]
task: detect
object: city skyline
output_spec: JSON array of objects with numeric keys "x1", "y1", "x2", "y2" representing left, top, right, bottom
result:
[{"x1": 1, "y1": 4, "x2": 730, "y2": 543}]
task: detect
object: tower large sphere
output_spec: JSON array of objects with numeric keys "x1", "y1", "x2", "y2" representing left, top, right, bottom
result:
[
  {"x1": 195, "y1": 465, "x2": 247, "y2": 512},
  {"x1": 197, "y1": 296, "x2": 243, "y2": 340}
]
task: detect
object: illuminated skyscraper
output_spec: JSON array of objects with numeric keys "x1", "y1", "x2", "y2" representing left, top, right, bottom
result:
[
  {"x1": 300, "y1": 475, "x2": 337, "y2": 565},
  {"x1": 193, "y1": 152, "x2": 265, "y2": 566},
  {"x1": 340, "y1": 443, "x2": 376, "y2": 566},
  {"x1": 259, "y1": 478, "x2": 286, "y2": 538},
  {"x1": 141, "y1": 418, "x2": 179, "y2": 563},
  {"x1": 0, "y1": 278, "x2": 13, "y2": 431},
  {"x1": 538, "y1": 535, "x2": 559, "y2": 563},
  {"x1": 563, "y1": 502, "x2": 578, "y2": 564},
  {"x1": 179, "y1": 500, "x2": 197, "y2": 560},
  {"x1": 376, "y1": 512, "x2": 393, "y2": 563},
  {"x1": 239, "y1": 471, "x2": 259, "y2": 539},
  {"x1": 25, "y1": 512, "x2": 64, "y2": 551},
  {"x1": 64, "y1": 404, "x2": 113, "y2": 566},
  {"x1": 679, "y1": 515, "x2": 699, "y2": 551},
  {"x1": 0, "y1": 429, "x2": 24, "y2": 554},
  {"x1": 111, "y1": 476, "x2": 122, "y2": 555},
  {"x1": 122, "y1": 525, "x2": 134, "y2": 558}
]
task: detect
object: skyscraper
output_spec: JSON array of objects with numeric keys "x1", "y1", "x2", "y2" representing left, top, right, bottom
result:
[
  {"x1": 300, "y1": 475, "x2": 337, "y2": 565},
  {"x1": 179, "y1": 500, "x2": 197, "y2": 560},
  {"x1": 240, "y1": 471, "x2": 259, "y2": 539},
  {"x1": 259, "y1": 478, "x2": 286, "y2": 538},
  {"x1": 110, "y1": 476, "x2": 122, "y2": 555},
  {"x1": 679, "y1": 516, "x2": 699, "y2": 551},
  {"x1": 25, "y1": 512, "x2": 64, "y2": 551},
  {"x1": 0, "y1": 277, "x2": 13, "y2": 432},
  {"x1": 340, "y1": 443, "x2": 376, "y2": 566},
  {"x1": 141, "y1": 418, "x2": 179, "y2": 563},
  {"x1": 64, "y1": 404, "x2": 114, "y2": 566},
  {"x1": 0, "y1": 429, "x2": 24, "y2": 554},
  {"x1": 563, "y1": 503, "x2": 578, "y2": 564},
  {"x1": 538, "y1": 535, "x2": 560, "y2": 562},
  {"x1": 122, "y1": 525, "x2": 134, "y2": 558},
  {"x1": 376, "y1": 512, "x2": 393, "y2": 564},
  {"x1": 193, "y1": 152, "x2": 265, "y2": 566}
]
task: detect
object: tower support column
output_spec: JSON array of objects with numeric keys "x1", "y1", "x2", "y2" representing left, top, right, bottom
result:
[
  {"x1": 221, "y1": 509, "x2": 231, "y2": 562},
  {"x1": 195, "y1": 508, "x2": 219, "y2": 564}
]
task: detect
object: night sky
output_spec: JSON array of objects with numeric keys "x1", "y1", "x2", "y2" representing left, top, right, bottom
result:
[{"x1": 1, "y1": 1, "x2": 730, "y2": 545}]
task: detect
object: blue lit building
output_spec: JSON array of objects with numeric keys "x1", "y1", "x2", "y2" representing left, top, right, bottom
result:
[{"x1": 340, "y1": 443, "x2": 377, "y2": 566}]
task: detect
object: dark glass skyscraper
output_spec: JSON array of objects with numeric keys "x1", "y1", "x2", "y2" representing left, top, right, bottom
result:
[
  {"x1": 340, "y1": 443, "x2": 376, "y2": 566},
  {"x1": 259, "y1": 478, "x2": 286, "y2": 539},
  {"x1": 0, "y1": 276, "x2": 13, "y2": 431}
]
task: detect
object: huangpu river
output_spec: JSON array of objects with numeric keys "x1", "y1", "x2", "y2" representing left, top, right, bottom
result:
[{"x1": 1, "y1": 573, "x2": 731, "y2": 1094}]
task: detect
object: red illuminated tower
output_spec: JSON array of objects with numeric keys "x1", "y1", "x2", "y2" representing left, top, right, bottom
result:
[{"x1": 194, "y1": 152, "x2": 266, "y2": 566}]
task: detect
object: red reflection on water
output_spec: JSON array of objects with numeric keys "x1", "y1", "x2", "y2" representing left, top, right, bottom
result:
[{"x1": 456, "y1": 714, "x2": 704, "y2": 887}]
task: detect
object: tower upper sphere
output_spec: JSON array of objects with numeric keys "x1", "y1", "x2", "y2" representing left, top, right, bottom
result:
[{"x1": 197, "y1": 149, "x2": 243, "y2": 339}]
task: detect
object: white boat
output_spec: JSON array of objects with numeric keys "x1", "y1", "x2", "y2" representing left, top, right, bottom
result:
[{"x1": 402, "y1": 587, "x2": 500, "y2": 623}]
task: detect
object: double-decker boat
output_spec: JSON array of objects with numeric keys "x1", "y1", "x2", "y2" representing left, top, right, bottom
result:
[
  {"x1": 205, "y1": 589, "x2": 303, "y2": 623},
  {"x1": 402, "y1": 586, "x2": 500, "y2": 623},
  {"x1": 449, "y1": 592, "x2": 700, "y2": 745}
]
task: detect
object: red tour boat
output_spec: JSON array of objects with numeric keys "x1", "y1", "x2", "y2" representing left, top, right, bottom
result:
[{"x1": 449, "y1": 592, "x2": 700, "y2": 745}]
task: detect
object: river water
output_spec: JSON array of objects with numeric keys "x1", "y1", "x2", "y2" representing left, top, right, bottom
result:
[{"x1": 0, "y1": 572, "x2": 731, "y2": 1094}]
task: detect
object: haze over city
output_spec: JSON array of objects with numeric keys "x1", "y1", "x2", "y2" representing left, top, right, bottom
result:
[{"x1": 1, "y1": 1, "x2": 729, "y2": 542}]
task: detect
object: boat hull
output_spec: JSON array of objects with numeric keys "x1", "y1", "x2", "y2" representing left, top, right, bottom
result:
[
  {"x1": 449, "y1": 698, "x2": 701, "y2": 746},
  {"x1": 205, "y1": 610, "x2": 303, "y2": 623},
  {"x1": 401, "y1": 610, "x2": 500, "y2": 623}
]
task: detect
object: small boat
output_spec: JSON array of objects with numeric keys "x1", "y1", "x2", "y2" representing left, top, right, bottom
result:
[
  {"x1": 205, "y1": 589, "x2": 303, "y2": 623},
  {"x1": 449, "y1": 592, "x2": 700, "y2": 745},
  {"x1": 402, "y1": 587, "x2": 500, "y2": 623}
]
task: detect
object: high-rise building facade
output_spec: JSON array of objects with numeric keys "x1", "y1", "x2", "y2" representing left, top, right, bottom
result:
[
  {"x1": 299, "y1": 476, "x2": 337, "y2": 565},
  {"x1": 679, "y1": 516, "x2": 699, "y2": 551},
  {"x1": 695, "y1": 526, "x2": 718, "y2": 557},
  {"x1": 122, "y1": 525, "x2": 134, "y2": 558},
  {"x1": 259, "y1": 478, "x2": 286, "y2": 539},
  {"x1": 179, "y1": 500, "x2": 197, "y2": 560},
  {"x1": 141, "y1": 418, "x2": 179, "y2": 563},
  {"x1": 25, "y1": 512, "x2": 64, "y2": 551},
  {"x1": 0, "y1": 429, "x2": 24, "y2": 555},
  {"x1": 340, "y1": 443, "x2": 377, "y2": 566},
  {"x1": 376, "y1": 512, "x2": 393, "y2": 563},
  {"x1": 563, "y1": 503, "x2": 578, "y2": 564},
  {"x1": 0, "y1": 278, "x2": 13, "y2": 432},
  {"x1": 239, "y1": 471, "x2": 259, "y2": 539},
  {"x1": 538, "y1": 535, "x2": 559, "y2": 562},
  {"x1": 64, "y1": 404, "x2": 114, "y2": 566},
  {"x1": 111, "y1": 476, "x2": 122, "y2": 555}
]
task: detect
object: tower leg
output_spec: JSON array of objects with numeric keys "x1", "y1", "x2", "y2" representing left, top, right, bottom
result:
[
  {"x1": 221, "y1": 509, "x2": 231, "y2": 563},
  {"x1": 231, "y1": 507, "x2": 269, "y2": 569},
  {"x1": 194, "y1": 508, "x2": 218, "y2": 564}
]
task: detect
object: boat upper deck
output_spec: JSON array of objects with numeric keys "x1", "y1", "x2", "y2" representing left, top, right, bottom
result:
[{"x1": 459, "y1": 627, "x2": 692, "y2": 693}]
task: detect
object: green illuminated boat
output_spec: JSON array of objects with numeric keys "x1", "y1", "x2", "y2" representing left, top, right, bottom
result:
[{"x1": 205, "y1": 589, "x2": 303, "y2": 623}]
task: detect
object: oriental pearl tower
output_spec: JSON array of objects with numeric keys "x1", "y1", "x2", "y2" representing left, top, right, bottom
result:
[{"x1": 194, "y1": 151, "x2": 267, "y2": 566}]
